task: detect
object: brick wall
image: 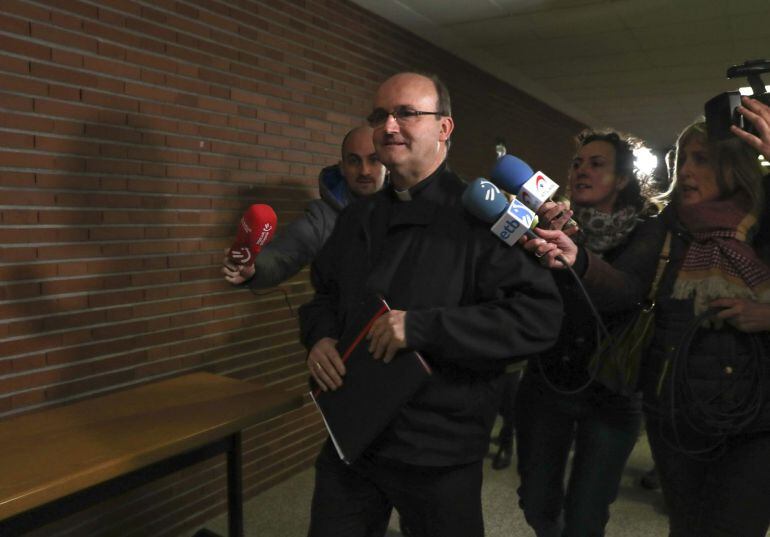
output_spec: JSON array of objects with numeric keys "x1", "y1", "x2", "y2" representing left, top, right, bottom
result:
[{"x1": 0, "y1": 0, "x2": 584, "y2": 535}]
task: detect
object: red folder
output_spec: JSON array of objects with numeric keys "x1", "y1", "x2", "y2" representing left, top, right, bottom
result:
[{"x1": 309, "y1": 296, "x2": 432, "y2": 464}]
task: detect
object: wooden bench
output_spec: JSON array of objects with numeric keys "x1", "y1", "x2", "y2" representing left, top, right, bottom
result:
[{"x1": 0, "y1": 372, "x2": 304, "y2": 536}]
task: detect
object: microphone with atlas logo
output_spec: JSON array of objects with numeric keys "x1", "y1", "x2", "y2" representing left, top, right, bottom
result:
[{"x1": 490, "y1": 154, "x2": 578, "y2": 230}]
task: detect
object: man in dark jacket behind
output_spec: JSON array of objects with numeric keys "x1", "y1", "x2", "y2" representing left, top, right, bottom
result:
[
  {"x1": 300, "y1": 71, "x2": 563, "y2": 537},
  {"x1": 222, "y1": 125, "x2": 386, "y2": 288}
]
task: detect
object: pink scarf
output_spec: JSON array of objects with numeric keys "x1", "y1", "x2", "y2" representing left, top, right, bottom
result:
[{"x1": 673, "y1": 192, "x2": 770, "y2": 315}]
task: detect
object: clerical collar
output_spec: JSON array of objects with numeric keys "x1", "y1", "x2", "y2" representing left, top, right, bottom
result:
[
  {"x1": 390, "y1": 160, "x2": 447, "y2": 202},
  {"x1": 394, "y1": 189, "x2": 412, "y2": 201}
]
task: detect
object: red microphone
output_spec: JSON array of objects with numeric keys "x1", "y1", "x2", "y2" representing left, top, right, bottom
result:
[{"x1": 228, "y1": 204, "x2": 277, "y2": 266}]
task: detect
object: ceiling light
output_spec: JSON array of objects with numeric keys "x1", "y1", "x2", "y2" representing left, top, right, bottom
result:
[{"x1": 634, "y1": 147, "x2": 658, "y2": 177}]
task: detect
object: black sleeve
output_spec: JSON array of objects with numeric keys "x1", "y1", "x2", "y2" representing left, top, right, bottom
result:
[
  {"x1": 297, "y1": 207, "x2": 350, "y2": 350},
  {"x1": 581, "y1": 216, "x2": 668, "y2": 312},
  {"x1": 406, "y1": 238, "x2": 563, "y2": 367}
]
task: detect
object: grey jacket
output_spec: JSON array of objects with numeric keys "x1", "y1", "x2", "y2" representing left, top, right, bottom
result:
[{"x1": 248, "y1": 164, "x2": 353, "y2": 289}]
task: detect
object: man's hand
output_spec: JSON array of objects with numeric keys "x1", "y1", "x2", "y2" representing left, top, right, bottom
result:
[
  {"x1": 222, "y1": 248, "x2": 256, "y2": 285},
  {"x1": 519, "y1": 228, "x2": 578, "y2": 269},
  {"x1": 711, "y1": 298, "x2": 770, "y2": 333},
  {"x1": 731, "y1": 96, "x2": 770, "y2": 160},
  {"x1": 367, "y1": 310, "x2": 407, "y2": 363},
  {"x1": 308, "y1": 337, "x2": 346, "y2": 391}
]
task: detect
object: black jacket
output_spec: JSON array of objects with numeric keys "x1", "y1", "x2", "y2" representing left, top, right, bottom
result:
[
  {"x1": 641, "y1": 208, "x2": 770, "y2": 436},
  {"x1": 299, "y1": 163, "x2": 563, "y2": 466},
  {"x1": 522, "y1": 214, "x2": 661, "y2": 407},
  {"x1": 579, "y1": 208, "x2": 770, "y2": 435}
]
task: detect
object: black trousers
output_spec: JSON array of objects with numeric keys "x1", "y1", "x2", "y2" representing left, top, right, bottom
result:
[
  {"x1": 647, "y1": 420, "x2": 770, "y2": 537},
  {"x1": 515, "y1": 377, "x2": 641, "y2": 537},
  {"x1": 307, "y1": 440, "x2": 484, "y2": 537},
  {"x1": 497, "y1": 370, "x2": 521, "y2": 447}
]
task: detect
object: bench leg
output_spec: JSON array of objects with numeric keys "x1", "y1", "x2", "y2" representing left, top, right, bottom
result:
[{"x1": 227, "y1": 432, "x2": 244, "y2": 537}]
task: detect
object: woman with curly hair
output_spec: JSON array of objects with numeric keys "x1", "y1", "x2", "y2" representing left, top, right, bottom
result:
[{"x1": 515, "y1": 128, "x2": 659, "y2": 537}]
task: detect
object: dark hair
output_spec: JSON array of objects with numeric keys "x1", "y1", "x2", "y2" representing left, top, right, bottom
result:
[
  {"x1": 574, "y1": 128, "x2": 656, "y2": 213},
  {"x1": 430, "y1": 74, "x2": 452, "y2": 118}
]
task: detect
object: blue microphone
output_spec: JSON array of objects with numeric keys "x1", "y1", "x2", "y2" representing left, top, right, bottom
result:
[
  {"x1": 462, "y1": 178, "x2": 538, "y2": 245},
  {"x1": 461, "y1": 177, "x2": 508, "y2": 221},
  {"x1": 490, "y1": 154, "x2": 533, "y2": 195},
  {"x1": 491, "y1": 154, "x2": 577, "y2": 229}
]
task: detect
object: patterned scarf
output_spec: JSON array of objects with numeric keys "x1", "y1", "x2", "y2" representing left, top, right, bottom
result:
[
  {"x1": 673, "y1": 191, "x2": 770, "y2": 316},
  {"x1": 572, "y1": 204, "x2": 640, "y2": 255}
]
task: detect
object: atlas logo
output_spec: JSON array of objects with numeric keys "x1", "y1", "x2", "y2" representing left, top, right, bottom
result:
[{"x1": 534, "y1": 173, "x2": 549, "y2": 193}]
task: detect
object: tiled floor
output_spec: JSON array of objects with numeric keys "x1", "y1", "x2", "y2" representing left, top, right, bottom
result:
[{"x1": 198, "y1": 426, "x2": 671, "y2": 536}]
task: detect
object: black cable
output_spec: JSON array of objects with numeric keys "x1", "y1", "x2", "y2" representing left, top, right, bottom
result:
[
  {"x1": 658, "y1": 308, "x2": 766, "y2": 459},
  {"x1": 249, "y1": 285, "x2": 297, "y2": 317},
  {"x1": 535, "y1": 254, "x2": 617, "y2": 396},
  {"x1": 561, "y1": 256, "x2": 610, "y2": 340}
]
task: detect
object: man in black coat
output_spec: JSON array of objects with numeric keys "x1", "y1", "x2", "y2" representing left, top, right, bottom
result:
[{"x1": 299, "y1": 72, "x2": 562, "y2": 537}]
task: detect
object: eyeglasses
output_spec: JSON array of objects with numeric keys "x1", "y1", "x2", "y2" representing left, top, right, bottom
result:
[{"x1": 366, "y1": 106, "x2": 444, "y2": 127}]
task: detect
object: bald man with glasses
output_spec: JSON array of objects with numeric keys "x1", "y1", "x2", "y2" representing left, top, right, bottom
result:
[{"x1": 299, "y1": 72, "x2": 562, "y2": 537}]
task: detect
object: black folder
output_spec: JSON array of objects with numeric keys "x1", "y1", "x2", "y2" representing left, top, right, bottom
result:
[{"x1": 309, "y1": 296, "x2": 432, "y2": 464}]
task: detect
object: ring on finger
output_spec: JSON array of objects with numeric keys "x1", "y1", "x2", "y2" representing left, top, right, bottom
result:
[{"x1": 535, "y1": 251, "x2": 545, "y2": 258}]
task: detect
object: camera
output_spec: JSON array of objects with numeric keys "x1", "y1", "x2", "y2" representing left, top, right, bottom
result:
[{"x1": 704, "y1": 59, "x2": 770, "y2": 142}]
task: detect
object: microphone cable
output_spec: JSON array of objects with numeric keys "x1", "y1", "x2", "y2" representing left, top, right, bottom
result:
[
  {"x1": 534, "y1": 253, "x2": 614, "y2": 396},
  {"x1": 249, "y1": 286, "x2": 297, "y2": 317},
  {"x1": 654, "y1": 308, "x2": 767, "y2": 459},
  {"x1": 533, "y1": 226, "x2": 669, "y2": 398}
]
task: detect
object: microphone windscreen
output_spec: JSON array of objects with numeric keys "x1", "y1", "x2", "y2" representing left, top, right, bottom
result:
[
  {"x1": 243, "y1": 204, "x2": 277, "y2": 242},
  {"x1": 490, "y1": 154, "x2": 534, "y2": 194},
  {"x1": 461, "y1": 178, "x2": 508, "y2": 223},
  {"x1": 229, "y1": 204, "x2": 277, "y2": 265}
]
